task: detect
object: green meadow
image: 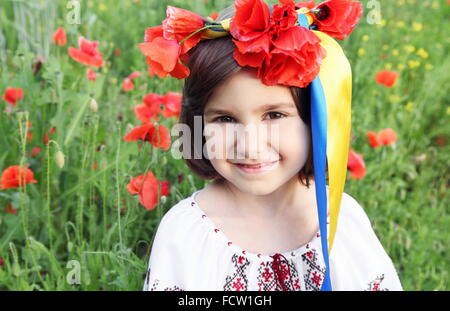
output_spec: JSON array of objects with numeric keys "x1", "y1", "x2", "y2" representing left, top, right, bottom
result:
[{"x1": 0, "y1": 0, "x2": 448, "y2": 290}]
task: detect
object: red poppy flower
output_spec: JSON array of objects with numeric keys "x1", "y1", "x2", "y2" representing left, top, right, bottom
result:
[
  {"x1": 161, "y1": 92, "x2": 182, "y2": 119},
  {"x1": 230, "y1": 0, "x2": 271, "y2": 41},
  {"x1": 375, "y1": 70, "x2": 398, "y2": 88},
  {"x1": 86, "y1": 68, "x2": 96, "y2": 81},
  {"x1": 126, "y1": 171, "x2": 159, "y2": 210},
  {"x1": 122, "y1": 78, "x2": 134, "y2": 91},
  {"x1": 53, "y1": 27, "x2": 67, "y2": 46},
  {"x1": 134, "y1": 94, "x2": 164, "y2": 123},
  {"x1": 231, "y1": 0, "x2": 326, "y2": 87},
  {"x1": 367, "y1": 131, "x2": 381, "y2": 148},
  {"x1": 270, "y1": 0, "x2": 298, "y2": 34},
  {"x1": 31, "y1": 147, "x2": 41, "y2": 157},
  {"x1": 159, "y1": 180, "x2": 170, "y2": 196},
  {"x1": 367, "y1": 128, "x2": 397, "y2": 147},
  {"x1": 128, "y1": 71, "x2": 142, "y2": 80},
  {"x1": 313, "y1": 0, "x2": 363, "y2": 40},
  {"x1": 294, "y1": 0, "x2": 317, "y2": 10},
  {"x1": 0, "y1": 166, "x2": 38, "y2": 190},
  {"x1": 2, "y1": 87, "x2": 24, "y2": 106},
  {"x1": 123, "y1": 123, "x2": 171, "y2": 150},
  {"x1": 378, "y1": 128, "x2": 397, "y2": 146},
  {"x1": 162, "y1": 6, "x2": 205, "y2": 55},
  {"x1": 138, "y1": 25, "x2": 190, "y2": 79},
  {"x1": 6, "y1": 204, "x2": 17, "y2": 215},
  {"x1": 347, "y1": 149, "x2": 365, "y2": 180},
  {"x1": 68, "y1": 37, "x2": 104, "y2": 67},
  {"x1": 265, "y1": 26, "x2": 326, "y2": 87}
]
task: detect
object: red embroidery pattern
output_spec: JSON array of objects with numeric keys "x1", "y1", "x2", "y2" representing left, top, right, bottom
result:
[
  {"x1": 257, "y1": 254, "x2": 301, "y2": 291},
  {"x1": 223, "y1": 248, "x2": 326, "y2": 291},
  {"x1": 365, "y1": 274, "x2": 389, "y2": 291},
  {"x1": 223, "y1": 254, "x2": 251, "y2": 291}
]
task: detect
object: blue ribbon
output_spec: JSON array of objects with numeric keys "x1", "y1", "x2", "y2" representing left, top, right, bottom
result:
[{"x1": 298, "y1": 13, "x2": 332, "y2": 291}]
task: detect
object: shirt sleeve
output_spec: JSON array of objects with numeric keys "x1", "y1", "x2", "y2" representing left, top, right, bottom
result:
[
  {"x1": 142, "y1": 206, "x2": 185, "y2": 291},
  {"x1": 330, "y1": 193, "x2": 403, "y2": 291}
]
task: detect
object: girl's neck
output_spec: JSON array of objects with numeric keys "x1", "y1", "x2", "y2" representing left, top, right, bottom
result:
[{"x1": 212, "y1": 176, "x2": 317, "y2": 220}]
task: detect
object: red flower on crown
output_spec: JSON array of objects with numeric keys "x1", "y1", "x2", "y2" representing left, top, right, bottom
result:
[
  {"x1": 312, "y1": 0, "x2": 363, "y2": 40},
  {"x1": 137, "y1": 0, "x2": 362, "y2": 87}
]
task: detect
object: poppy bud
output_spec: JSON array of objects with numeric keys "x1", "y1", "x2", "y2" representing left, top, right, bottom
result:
[
  {"x1": 55, "y1": 151, "x2": 65, "y2": 168},
  {"x1": 160, "y1": 196, "x2": 167, "y2": 204},
  {"x1": 90, "y1": 98, "x2": 98, "y2": 113}
]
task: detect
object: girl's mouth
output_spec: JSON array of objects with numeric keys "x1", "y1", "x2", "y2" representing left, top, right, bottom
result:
[{"x1": 233, "y1": 160, "x2": 279, "y2": 174}]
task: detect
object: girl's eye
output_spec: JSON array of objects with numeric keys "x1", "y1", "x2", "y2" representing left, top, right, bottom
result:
[
  {"x1": 214, "y1": 116, "x2": 235, "y2": 123},
  {"x1": 265, "y1": 112, "x2": 286, "y2": 120},
  {"x1": 213, "y1": 112, "x2": 285, "y2": 123}
]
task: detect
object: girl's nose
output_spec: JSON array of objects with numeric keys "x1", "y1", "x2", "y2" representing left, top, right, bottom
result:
[{"x1": 233, "y1": 123, "x2": 275, "y2": 161}]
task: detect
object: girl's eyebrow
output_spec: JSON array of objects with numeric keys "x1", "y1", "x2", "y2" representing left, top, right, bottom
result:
[{"x1": 204, "y1": 102, "x2": 295, "y2": 116}]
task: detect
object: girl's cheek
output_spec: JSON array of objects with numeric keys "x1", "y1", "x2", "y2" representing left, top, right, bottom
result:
[{"x1": 204, "y1": 125, "x2": 232, "y2": 160}]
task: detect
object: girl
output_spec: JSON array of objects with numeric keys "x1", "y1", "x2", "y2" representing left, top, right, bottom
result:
[{"x1": 141, "y1": 0, "x2": 403, "y2": 291}]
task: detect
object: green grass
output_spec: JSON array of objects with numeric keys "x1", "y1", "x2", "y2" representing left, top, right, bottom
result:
[{"x1": 0, "y1": 0, "x2": 448, "y2": 290}]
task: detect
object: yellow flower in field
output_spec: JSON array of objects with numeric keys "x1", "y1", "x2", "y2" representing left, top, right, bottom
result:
[
  {"x1": 405, "y1": 102, "x2": 414, "y2": 112},
  {"x1": 357, "y1": 48, "x2": 366, "y2": 56},
  {"x1": 392, "y1": 49, "x2": 399, "y2": 56},
  {"x1": 389, "y1": 95, "x2": 401, "y2": 103},
  {"x1": 425, "y1": 64, "x2": 434, "y2": 70},
  {"x1": 404, "y1": 45, "x2": 415, "y2": 53},
  {"x1": 362, "y1": 35, "x2": 369, "y2": 41},
  {"x1": 383, "y1": 45, "x2": 390, "y2": 51},
  {"x1": 99, "y1": 3, "x2": 107, "y2": 11},
  {"x1": 397, "y1": 64, "x2": 405, "y2": 70},
  {"x1": 396, "y1": 0, "x2": 405, "y2": 6},
  {"x1": 408, "y1": 60, "x2": 421, "y2": 69},
  {"x1": 412, "y1": 22, "x2": 423, "y2": 32},
  {"x1": 431, "y1": 1, "x2": 439, "y2": 9},
  {"x1": 416, "y1": 48, "x2": 429, "y2": 59},
  {"x1": 385, "y1": 63, "x2": 393, "y2": 70},
  {"x1": 396, "y1": 21, "x2": 405, "y2": 28},
  {"x1": 447, "y1": 107, "x2": 450, "y2": 115},
  {"x1": 377, "y1": 19, "x2": 387, "y2": 28}
]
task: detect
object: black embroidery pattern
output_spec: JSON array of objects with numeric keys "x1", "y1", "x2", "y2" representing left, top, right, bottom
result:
[
  {"x1": 223, "y1": 254, "x2": 251, "y2": 291},
  {"x1": 301, "y1": 249, "x2": 326, "y2": 291}
]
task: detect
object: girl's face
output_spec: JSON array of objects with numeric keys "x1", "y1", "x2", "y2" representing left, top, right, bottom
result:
[{"x1": 203, "y1": 68, "x2": 310, "y2": 195}]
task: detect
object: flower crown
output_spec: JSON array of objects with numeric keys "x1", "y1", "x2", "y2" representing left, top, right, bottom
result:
[{"x1": 138, "y1": 0, "x2": 362, "y2": 88}]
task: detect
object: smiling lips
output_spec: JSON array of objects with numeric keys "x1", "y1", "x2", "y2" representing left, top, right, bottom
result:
[{"x1": 233, "y1": 160, "x2": 279, "y2": 174}]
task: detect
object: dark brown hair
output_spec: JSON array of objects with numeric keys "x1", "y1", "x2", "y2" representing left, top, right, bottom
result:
[{"x1": 179, "y1": 5, "x2": 314, "y2": 187}]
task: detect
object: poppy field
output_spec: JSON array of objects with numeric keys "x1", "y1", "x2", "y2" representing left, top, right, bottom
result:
[{"x1": 0, "y1": 0, "x2": 448, "y2": 290}]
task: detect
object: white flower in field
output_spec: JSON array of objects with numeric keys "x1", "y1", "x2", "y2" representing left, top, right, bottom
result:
[
  {"x1": 55, "y1": 151, "x2": 65, "y2": 168},
  {"x1": 90, "y1": 98, "x2": 98, "y2": 113}
]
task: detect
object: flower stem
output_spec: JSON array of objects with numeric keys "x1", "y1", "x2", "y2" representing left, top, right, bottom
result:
[{"x1": 179, "y1": 24, "x2": 222, "y2": 45}]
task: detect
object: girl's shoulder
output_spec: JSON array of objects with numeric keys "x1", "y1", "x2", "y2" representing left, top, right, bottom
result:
[{"x1": 152, "y1": 190, "x2": 206, "y2": 245}]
